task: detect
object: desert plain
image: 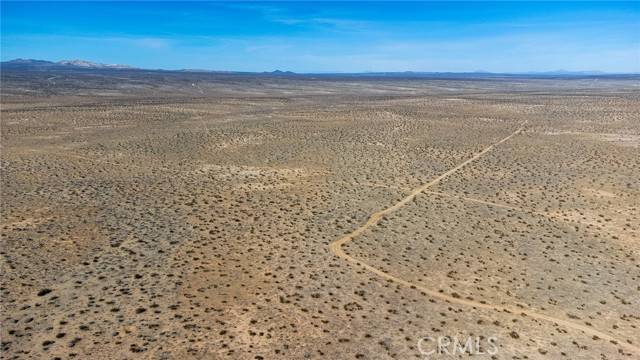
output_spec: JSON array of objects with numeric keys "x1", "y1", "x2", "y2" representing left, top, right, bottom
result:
[{"x1": 1, "y1": 70, "x2": 639, "y2": 359}]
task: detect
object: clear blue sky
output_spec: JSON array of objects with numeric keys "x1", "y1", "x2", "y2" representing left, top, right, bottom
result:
[{"x1": 2, "y1": 1, "x2": 639, "y2": 73}]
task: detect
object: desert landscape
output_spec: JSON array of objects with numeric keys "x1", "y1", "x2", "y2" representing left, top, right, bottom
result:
[{"x1": 1, "y1": 68, "x2": 639, "y2": 359}]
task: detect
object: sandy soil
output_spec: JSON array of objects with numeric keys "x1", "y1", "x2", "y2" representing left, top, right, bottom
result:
[{"x1": 1, "y1": 72, "x2": 639, "y2": 359}]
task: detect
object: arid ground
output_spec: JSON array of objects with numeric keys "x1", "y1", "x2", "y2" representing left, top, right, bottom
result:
[{"x1": 1, "y1": 71, "x2": 639, "y2": 359}]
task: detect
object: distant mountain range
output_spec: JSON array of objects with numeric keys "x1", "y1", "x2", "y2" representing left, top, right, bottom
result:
[
  {"x1": 1, "y1": 58, "x2": 634, "y2": 77},
  {"x1": 1, "y1": 59, "x2": 297, "y2": 74},
  {"x1": 2, "y1": 58, "x2": 134, "y2": 70}
]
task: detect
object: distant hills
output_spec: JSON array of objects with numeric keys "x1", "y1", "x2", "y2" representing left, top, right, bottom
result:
[
  {"x1": 1, "y1": 58, "x2": 635, "y2": 77},
  {"x1": 332, "y1": 70, "x2": 612, "y2": 77},
  {"x1": 524, "y1": 70, "x2": 607, "y2": 76}
]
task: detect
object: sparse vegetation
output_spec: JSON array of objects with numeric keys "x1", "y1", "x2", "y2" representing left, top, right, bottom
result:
[{"x1": 1, "y1": 70, "x2": 638, "y2": 359}]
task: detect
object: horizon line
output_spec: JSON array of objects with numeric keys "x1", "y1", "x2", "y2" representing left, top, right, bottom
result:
[{"x1": 3, "y1": 58, "x2": 639, "y2": 76}]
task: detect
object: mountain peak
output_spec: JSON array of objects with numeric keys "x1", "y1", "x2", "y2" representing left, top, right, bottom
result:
[{"x1": 57, "y1": 59, "x2": 132, "y2": 69}]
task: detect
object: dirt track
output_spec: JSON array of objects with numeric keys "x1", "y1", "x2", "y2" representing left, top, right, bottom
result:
[{"x1": 329, "y1": 121, "x2": 640, "y2": 355}]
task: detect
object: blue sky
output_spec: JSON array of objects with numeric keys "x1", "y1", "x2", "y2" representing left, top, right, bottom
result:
[{"x1": 1, "y1": 1, "x2": 639, "y2": 73}]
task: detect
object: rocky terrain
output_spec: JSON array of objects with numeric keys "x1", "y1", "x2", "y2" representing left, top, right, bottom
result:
[{"x1": 1, "y1": 70, "x2": 639, "y2": 359}]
